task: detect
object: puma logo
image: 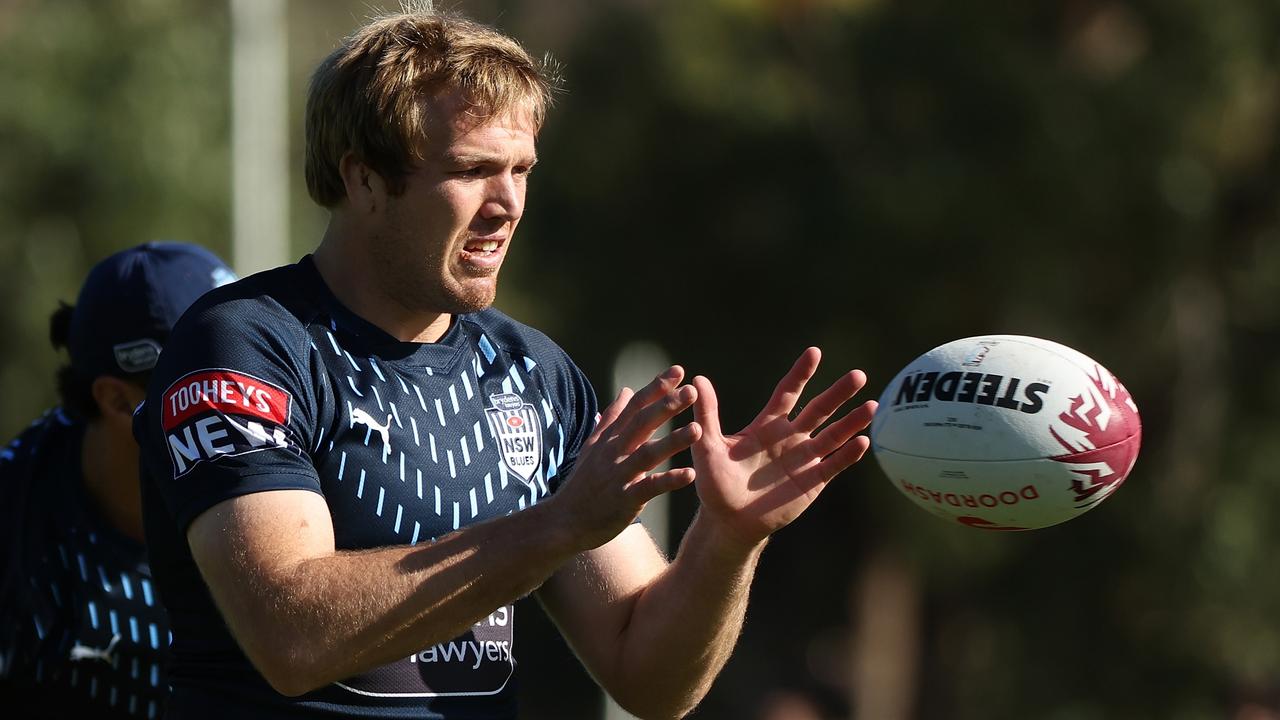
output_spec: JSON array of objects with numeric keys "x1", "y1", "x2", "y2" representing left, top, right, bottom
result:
[
  {"x1": 69, "y1": 634, "x2": 120, "y2": 664},
  {"x1": 351, "y1": 407, "x2": 392, "y2": 457}
]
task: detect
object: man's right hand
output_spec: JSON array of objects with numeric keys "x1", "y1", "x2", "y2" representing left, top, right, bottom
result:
[{"x1": 550, "y1": 365, "x2": 702, "y2": 551}]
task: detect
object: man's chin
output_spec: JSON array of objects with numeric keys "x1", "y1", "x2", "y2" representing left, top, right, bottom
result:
[{"x1": 443, "y1": 289, "x2": 498, "y2": 315}]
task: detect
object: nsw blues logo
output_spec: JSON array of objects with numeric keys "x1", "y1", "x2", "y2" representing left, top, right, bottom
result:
[{"x1": 485, "y1": 392, "x2": 542, "y2": 484}]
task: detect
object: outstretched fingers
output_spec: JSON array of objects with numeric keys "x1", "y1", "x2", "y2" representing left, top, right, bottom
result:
[
  {"x1": 691, "y1": 375, "x2": 724, "y2": 443},
  {"x1": 621, "y1": 421, "x2": 701, "y2": 503},
  {"x1": 754, "y1": 347, "x2": 822, "y2": 424},
  {"x1": 623, "y1": 422, "x2": 702, "y2": 477},
  {"x1": 625, "y1": 467, "x2": 697, "y2": 504},
  {"x1": 617, "y1": 383, "x2": 698, "y2": 454},
  {"x1": 781, "y1": 431, "x2": 872, "y2": 500},
  {"x1": 809, "y1": 400, "x2": 877, "y2": 459},
  {"x1": 814, "y1": 434, "x2": 872, "y2": 481},
  {"x1": 778, "y1": 399, "x2": 876, "y2": 491},
  {"x1": 625, "y1": 365, "x2": 686, "y2": 414},
  {"x1": 590, "y1": 386, "x2": 635, "y2": 442},
  {"x1": 598, "y1": 366, "x2": 697, "y2": 454},
  {"x1": 793, "y1": 369, "x2": 869, "y2": 435},
  {"x1": 789, "y1": 423, "x2": 874, "y2": 495}
]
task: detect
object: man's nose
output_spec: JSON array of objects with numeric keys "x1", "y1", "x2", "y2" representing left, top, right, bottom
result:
[{"x1": 481, "y1": 173, "x2": 523, "y2": 222}]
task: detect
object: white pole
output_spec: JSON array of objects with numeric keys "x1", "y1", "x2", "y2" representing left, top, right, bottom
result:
[
  {"x1": 230, "y1": 0, "x2": 290, "y2": 275},
  {"x1": 604, "y1": 341, "x2": 673, "y2": 720}
]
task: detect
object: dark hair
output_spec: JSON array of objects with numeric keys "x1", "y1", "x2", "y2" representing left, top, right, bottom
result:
[{"x1": 49, "y1": 302, "x2": 98, "y2": 421}]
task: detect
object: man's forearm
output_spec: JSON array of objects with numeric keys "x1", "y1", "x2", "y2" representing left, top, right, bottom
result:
[
  {"x1": 608, "y1": 512, "x2": 766, "y2": 718},
  {"x1": 204, "y1": 495, "x2": 582, "y2": 696}
]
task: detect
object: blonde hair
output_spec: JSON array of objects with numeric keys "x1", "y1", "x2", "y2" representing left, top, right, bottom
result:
[{"x1": 304, "y1": 6, "x2": 558, "y2": 207}]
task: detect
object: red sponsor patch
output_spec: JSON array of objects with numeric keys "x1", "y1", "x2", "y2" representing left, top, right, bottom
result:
[{"x1": 162, "y1": 369, "x2": 292, "y2": 431}]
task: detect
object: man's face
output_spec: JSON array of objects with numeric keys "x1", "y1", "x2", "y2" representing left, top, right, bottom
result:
[{"x1": 371, "y1": 92, "x2": 538, "y2": 318}]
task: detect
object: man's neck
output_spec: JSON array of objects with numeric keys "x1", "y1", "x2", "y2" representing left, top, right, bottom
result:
[
  {"x1": 81, "y1": 420, "x2": 144, "y2": 543},
  {"x1": 313, "y1": 225, "x2": 452, "y2": 343}
]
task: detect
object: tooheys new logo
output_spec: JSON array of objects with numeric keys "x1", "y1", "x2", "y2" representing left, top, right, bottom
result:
[
  {"x1": 161, "y1": 369, "x2": 294, "y2": 477},
  {"x1": 892, "y1": 371, "x2": 1051, "y2": 414}
]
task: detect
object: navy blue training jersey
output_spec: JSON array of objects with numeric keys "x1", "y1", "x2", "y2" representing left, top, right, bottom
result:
[
  {"x1": 0, "y1": 410, "x2": 172, "y2": 720},
  {"x1": 135, "y1": 256, "x2": 597, "y2": 719}
]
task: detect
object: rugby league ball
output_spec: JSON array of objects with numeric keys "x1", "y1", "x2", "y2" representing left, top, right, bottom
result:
[{"x1": 870, "y1": 335, "x2": 1141, "y2": 530}]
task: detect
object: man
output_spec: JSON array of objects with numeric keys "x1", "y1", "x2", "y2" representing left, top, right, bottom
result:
[
  {"x1": 0, "y1": 242, "x2": 235, "y2": 719},
  {"x1": 135, "y1": 7, "x2": 877, "y2": 719}
]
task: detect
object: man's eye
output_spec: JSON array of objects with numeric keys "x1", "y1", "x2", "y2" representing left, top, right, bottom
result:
[{"x1": 454, "y1": 167, "x2": 484, "y2": 178}]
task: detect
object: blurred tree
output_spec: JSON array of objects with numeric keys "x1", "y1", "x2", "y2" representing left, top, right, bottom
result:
[{"x1": 0, "y1": 0, "x2": 231, "y2": 431}]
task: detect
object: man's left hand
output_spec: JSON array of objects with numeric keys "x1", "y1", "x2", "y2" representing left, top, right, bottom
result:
[{"x1": 690, "y1": 347, "x2": 877, "y2": 552}]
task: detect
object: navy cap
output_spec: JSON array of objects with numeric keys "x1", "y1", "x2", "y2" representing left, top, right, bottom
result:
[{"x1": 69, "y1": 242, "x2": 237, "y2": 380}]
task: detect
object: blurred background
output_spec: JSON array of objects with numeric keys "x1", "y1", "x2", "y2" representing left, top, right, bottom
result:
[{"x1": 2, "y1": 0, "x2": 1279, "y2": 718}]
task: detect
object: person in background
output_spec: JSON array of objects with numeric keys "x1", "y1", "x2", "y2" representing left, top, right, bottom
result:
[{"x1": 0, "y1": 242, "x2": 235, "y2": 719}]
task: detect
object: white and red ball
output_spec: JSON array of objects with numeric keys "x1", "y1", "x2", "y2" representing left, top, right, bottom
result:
[{"x1": 870, "y1": 335, "x2": 1141, "y2": 530}]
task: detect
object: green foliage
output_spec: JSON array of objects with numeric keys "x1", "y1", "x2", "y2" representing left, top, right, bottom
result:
[{"x1": 0, "y1": 0, "x2": 230, "y2": 425}]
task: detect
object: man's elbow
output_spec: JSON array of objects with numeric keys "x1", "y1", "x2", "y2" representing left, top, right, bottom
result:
[
  {"x1": 248, "y1": 644, "x2": 329, "y2": 698},
  {"x1": 607, "y1": 687, "x2": 702, "y2": 720},
  {"x1": 264, "y1": 670, "x2": 320, "y2": 699}
]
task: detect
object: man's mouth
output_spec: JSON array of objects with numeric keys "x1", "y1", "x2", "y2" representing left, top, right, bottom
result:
[
  {"x1": 459, "y1": 236, "x2": 507, "y2": 273},
  {"x1": 465, "y1": 240, "x2": 501, "y2": 253}
]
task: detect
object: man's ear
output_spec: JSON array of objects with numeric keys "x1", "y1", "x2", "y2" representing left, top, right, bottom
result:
[
  {"x1": 338, "y1": 151, "x2": 388, "y2": 214},
  {"x1": 91, "y1": 376, "x2": 146, "y2": 423}
]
